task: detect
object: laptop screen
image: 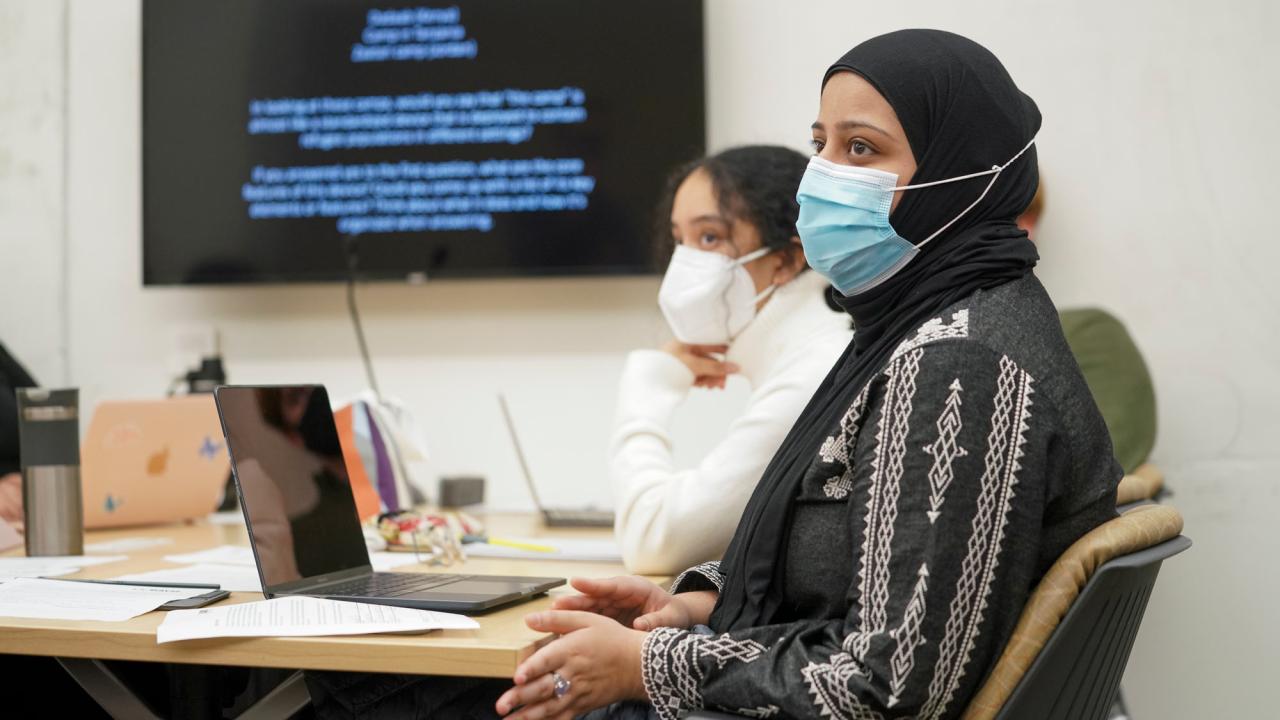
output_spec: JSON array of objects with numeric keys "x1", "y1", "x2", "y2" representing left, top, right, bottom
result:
[{"x1": 215, "y1": 385, "x2": 370, "y2": 591}]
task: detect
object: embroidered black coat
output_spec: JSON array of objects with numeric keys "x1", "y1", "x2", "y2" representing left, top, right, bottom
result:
[{"x1": 641, "y1": 275, "x2": 1120, "y2": 720}]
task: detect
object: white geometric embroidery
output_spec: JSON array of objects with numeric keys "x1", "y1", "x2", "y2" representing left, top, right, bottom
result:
[
  {"x1": 820, "y1": 385, "x2": 872, "y2": 499},
  {"x1": 672, "y1": 561, "x2": 725, "y2": 593},
  {"x1": 888, "y1": 563, "x2": 930, "y2": 707},
  {"x1": 643, "y1": 628, "x2": 702, "y2": 720},
  {"x1": 839, "y1": 629, "x2": 873, "y2": 659},
  {"x1": 841, "y1": 383, "x2": 873, "y2": 445},
  {"x1": 802, "y1": 652, "x2": 886, "y2": 720},
  {"x1": 819, "y1": 434, "x2": 845, "y2": 466},
  {"x1": 850, "y1": 348, "x2": 923, "y2": 660},
  {"x1": 697, "y1": 635, "x2": 768, "y2": 668},
  {"x1": 891, "y1": 309, "x2": 970, "y2": 361},
  {"x1": 921, "y1": 355, "x2": 1033, "y2": 720},
  {"x1": 922, "y1": 379, "x2": 968, "y2": 524},
  {"x1": 823, "y1": 473, "x2": 854, "y2": 500},
  {"x1": 642, "y1": 628, "x2": 770, "y2": 720},
  {"x1": 734, "y1": 705, "x2": 780, "y2": 718}
]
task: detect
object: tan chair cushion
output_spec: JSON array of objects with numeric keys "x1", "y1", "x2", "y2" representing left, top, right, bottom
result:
[
  {"x1": 961, "y1": 504, "x2": 1184, "y2": 720},
  {"x1": 1115, "y1": 463, "x2": 1164, "y2": 505}
]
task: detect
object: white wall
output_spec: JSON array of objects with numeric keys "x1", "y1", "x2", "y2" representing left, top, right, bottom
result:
[
  {"x1": 0, "y1": 0, "x2": 66, "y2": 384},
  {"x1": 716, "y1": 4, "x2": 1280, "y2": 717},
  {"x1": 4, "y1": 0, "x2": 1279, "y2": 716},
  {"x1": 57, "y1": 0, "x2": 753, "y2": 516},
  {"x1": 991, "y1": 7, "x2": 1280, "y2": 717}
]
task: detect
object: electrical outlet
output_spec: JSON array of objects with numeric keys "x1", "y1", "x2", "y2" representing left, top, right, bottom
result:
[{"x1": 168, "y1": 325, "x2": 220, "y2": 377}]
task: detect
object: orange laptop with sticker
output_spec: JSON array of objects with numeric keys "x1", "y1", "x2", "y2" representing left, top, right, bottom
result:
[{"x1": 81, "y1": 395, "x2": 230, "y2": 529}]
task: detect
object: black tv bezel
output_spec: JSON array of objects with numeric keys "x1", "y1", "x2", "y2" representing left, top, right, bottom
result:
[{"x1": 140, "y1": 0, "x2": 706, "y2": 287}]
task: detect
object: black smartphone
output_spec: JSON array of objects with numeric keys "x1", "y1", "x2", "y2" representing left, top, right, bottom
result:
[{"x1": 159, "y1": 589, "x2": 231, "y2": 610}]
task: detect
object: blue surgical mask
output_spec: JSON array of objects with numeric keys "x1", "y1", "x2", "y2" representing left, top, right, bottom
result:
[{"x1": 796, "y1": 137, "x2": 1036, "y2": 296}]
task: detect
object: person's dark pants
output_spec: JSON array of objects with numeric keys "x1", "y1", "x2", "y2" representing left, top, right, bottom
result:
[
  {"x1": 305, "y1": 671, "x2": 506, "y2": 719},
  {"x1": 304, "y1": 671, "x2": 663, "y2": 720},
  {"x1": 1, "y1": 655, "x2": 107, "y2": 717},
  {"x1": 0, "y1": 654, "x2": 311, "y2": 719}
]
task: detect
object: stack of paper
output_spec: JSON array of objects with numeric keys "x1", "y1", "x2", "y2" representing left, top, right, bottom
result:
[
  {"x1": 156, "y1": 595, "x2": 478, "y2": 643},
  {"x1": 0, "y1": 578, "x2": 207, "y2": 621}
]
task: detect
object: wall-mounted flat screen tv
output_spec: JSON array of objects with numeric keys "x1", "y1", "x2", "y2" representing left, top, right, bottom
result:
[{"x1": 142, "y1": 0, "x2": 706, "y2": 284}]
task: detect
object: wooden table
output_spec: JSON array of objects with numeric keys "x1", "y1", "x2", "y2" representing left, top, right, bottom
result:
[{"x1": 0, "y1": 513, "x2": 651, "y2": 717}]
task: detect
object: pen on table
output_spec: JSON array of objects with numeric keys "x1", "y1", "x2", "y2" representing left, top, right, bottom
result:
[
  {"x1": 461, "y1": 535, "x2": 556, "y2": 554},
  {"x1": 58, "y1": 578, "x2": 222, "y2": 590}
]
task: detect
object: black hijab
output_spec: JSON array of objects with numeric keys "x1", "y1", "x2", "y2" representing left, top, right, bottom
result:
[{"x1": 711, "y1": 29, "x2": 1042, "y2": 631}]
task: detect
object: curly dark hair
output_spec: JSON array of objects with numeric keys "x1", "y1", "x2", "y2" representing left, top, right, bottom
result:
[{"x1": 653, "y1": 145, "x2": 810, "y2": 269}]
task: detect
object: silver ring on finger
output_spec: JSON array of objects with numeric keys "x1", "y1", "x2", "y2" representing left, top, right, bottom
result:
[{"x1": 552, "y1": 671, "x2": 571, "y2": 698}]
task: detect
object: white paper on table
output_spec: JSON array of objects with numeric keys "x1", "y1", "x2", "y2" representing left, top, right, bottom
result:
[
  {"x1": 0, "y1": 555, "x2": 129, "y2": 578},
  {"x1": 86, "y1": 537, "x2": 175, "y2": 553},
  {"x1": 0, "y1": 564, "x2": 80, "y2": 580},
  {"x1": 118, "y1": 556, "x2": 428, "y2": 592},
  {"x1": 156, "y1": 595, "x2": 479, "y2": 643},
  {"x1": 13, "y1": 554, "x2": 128, "y2": 568},
  {"x1": 0, "y1": 578, "x2": 208, "y2": 621},
  {"x1": 164, "y1": 545, "x2": 256, "y2": 566},
  {"x1": 206, "y1": 511, "x2": 247, "y2": 526},
  {"x1": 463, "y1": 538, "x2": 622, "y2": 562},
  {"x1": 114, "y1": 563, "x2": 264, "y2": 593},
  {"x1": 369, "y1": 552, "x2": 424, "y2": 571},
  {"x1": 164, "y1": 545, "x2": 420, "y2": 574}
]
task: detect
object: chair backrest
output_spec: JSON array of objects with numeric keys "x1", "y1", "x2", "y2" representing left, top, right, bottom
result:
[
  {"x1": 995, "y1": 535, "x2": 1188, "y2": 719},
  {"x1": 963, "y1": 504, "x2": 1188, "y2": 720},
  {"x1": 1116, "y1": 462, "x2": 1164, "y2": 506},
  {"x1": 687, "y1": 506, "x2": 1190, "y2": 720}
]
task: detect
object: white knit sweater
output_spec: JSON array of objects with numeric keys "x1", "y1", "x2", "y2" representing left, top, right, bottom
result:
[{"x1": 610, "y1": 271, "x2": 853, "y2": 574}]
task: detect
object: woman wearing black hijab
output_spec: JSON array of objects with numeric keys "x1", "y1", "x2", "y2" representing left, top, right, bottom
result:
[
  {"x1": 308, "y1": 28, "x2": 1108, "y2": 720},
  {"x1": 499, "y1": 28, "x2": 1121, "y2": 717},
  {"x1": 494, "y1": 29, "x2": 1121, "y2": 720}
]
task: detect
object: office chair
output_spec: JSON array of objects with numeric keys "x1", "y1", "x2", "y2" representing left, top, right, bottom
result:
[
  {"x1": 1116, "y1": 463, "x2": 1167, "y2": 512},
  {"x1": 1111, "y1": 462, "x2": 1172, "y2": 717},
  {"x1": 684, "y1": 505, "x2": 1188, "y2": 720}
]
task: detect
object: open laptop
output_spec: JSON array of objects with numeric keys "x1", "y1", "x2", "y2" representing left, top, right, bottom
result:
[
  {"x1": 215, "y1": 384, "x2": 564, "y2": 613},
  {"x1": 82, "y1": 395, "x2": 230, "y2": 529},
  {"x1": 498, "y1": 394, "x2": 614, "y2": 528}
]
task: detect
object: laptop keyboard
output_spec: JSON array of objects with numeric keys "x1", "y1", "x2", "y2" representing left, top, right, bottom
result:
[{"x1": 323, "y1": 573, "x2": 474, "y2": 598}]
